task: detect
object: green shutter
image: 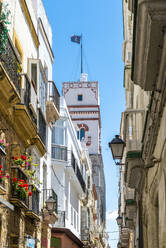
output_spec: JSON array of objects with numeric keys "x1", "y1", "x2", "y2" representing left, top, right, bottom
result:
[{"x1": 51, "y1": 237, "x2": 61, "y2": 248}]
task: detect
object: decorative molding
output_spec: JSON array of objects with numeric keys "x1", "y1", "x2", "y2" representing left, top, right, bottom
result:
[
  {"x1": 77, "y1": 123, "x2": 89, "y2": 131},
  {"x1": 72, "y1": 117, "x2": 101, "y2": 128},
  {"x1": 62, "y1": 81, "x2": 99, "y2": 99},
  {"x1": 67, "y1": 105, "x2": 100, "y2": 109}
]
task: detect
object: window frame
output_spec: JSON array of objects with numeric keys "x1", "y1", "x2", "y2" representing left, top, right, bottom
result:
[{"x1": 77, "y1": 94, "x2": 83, "y2": 101}]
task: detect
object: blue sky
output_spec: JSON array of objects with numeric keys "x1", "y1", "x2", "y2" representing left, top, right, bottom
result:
[{"x1": 42, "y1": 0, "x2": 125, "y2": 246}]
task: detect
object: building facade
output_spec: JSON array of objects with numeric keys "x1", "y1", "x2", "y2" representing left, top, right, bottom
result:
[
  {"x1": 50, "y1": 97, "x2": 99, "y2": 248},
  {"x1": 117, "y1": 0, "x2": 166, "y2": 247},
  {"x1": 0, "y1": 0, "x2": 60, "y2": 247}
]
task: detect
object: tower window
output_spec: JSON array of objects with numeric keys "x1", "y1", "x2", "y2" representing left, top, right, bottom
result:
[
  {"x1": 78, "y1": 94, "x2": 83, "y2": 101},
  {"x1": 80, "y1": 128, "x2": 85, "y2": 140}
]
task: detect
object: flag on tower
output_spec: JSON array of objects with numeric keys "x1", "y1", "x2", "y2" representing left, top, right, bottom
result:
[{"x1": 71, "y1": 35, "x2": 81, "y2": 44}]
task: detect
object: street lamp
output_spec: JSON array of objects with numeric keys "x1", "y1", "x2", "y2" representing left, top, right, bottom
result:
[
  {"x1": 117, "y1": 242, "x2": 121, "y2": 248},
  {"x1": 45, "y1": 196, "x2": 56, "y2": 213},
  {"x1": 108, "y1": 135, "x2": 125, "y2": 164},
  {"x1": 116, "y1": 215, "x2": 123, "y2": 226}
]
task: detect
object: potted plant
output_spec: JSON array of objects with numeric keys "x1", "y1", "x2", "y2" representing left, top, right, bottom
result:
[
  {"x1": 12, "y1": 177, "x2": 32, "y2": 200},
  {"x1": 11, "y1": 154, "x2": 32, "y2": 168}
]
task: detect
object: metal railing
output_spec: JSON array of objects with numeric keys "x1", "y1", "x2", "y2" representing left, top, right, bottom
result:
[
  {"x1": 48, "y1": 81, "x2": 60, "y2": 112},
  {"x1": 10, "y1": 167, "x2": 29, "y2": 207},
  {"x1": 43, "y1": 188, "x2": 58, "y2": 213},
  {"x1": 0, "y1": 24, "x2": 21, "y2": 92},
  {"x1": 28, "y1": 185, "x2": 40, "y2": 214},
  {"x1": 23, "y1": 74, "x2": 37, "y2": 125},
  {"x1": 51, "y1": 145, "x2": 67, "y2": 161}
]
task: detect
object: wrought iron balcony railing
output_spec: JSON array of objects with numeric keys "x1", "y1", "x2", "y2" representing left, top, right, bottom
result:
[
  {"x1": 43, "y1": 188, "x2": 58, "y2": 213},
  {"x1": 48, "y1": 81, "x2": 60, "y2": 112},
  {"x1": 23, "y1": 74, "x2": 37, "y2": 125},
  {"x1": 51, "y1": 144, "x2": 67, "y2": 161},
  {"x1": 29, "y1": 185, "x2": 40, "y2": 214},
  {"x1": 10, "y1": 166, "x2": 29, "y2": 207},
  {"x1": 0, "y1": 24, "x2": 21, "y2": 93}
]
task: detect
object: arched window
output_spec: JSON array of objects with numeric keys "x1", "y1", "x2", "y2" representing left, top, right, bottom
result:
[{"x1": 80, "y1": 128, "x2": 85, "y2": 141}]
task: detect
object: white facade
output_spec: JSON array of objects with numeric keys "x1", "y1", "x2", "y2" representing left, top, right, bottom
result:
[{"x1": 51, "y1": 97, "x2": 88, "y2": 238}]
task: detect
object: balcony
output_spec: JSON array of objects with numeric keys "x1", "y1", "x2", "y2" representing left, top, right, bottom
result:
[
  {"x1": 132, "y1": 0, "x2": 166, "y2": 91},
  {"x1": 123, "y1": 110, "x2": 145, "y2": 189},
  {"x1": 13, "y1": 104, "x2": 37, "y2": 147},
  {"x1": 120, "y1": 227, "x2": 129, "y2": 246},
  {"x1": 23, "y1": 74, "x2": 37, "y2": 125},
  {"x1": 71, "y1": 153, "x2": 86, "y2": 193},
  {"x1": 25, "y1": 186, "x2": 40, "y2": 221},
  {"x1": 125, "y1": 199, "x2": 137, "y2": 220},
  {"x1": 46, "y1": 81, "x2": 60, "y2": 123},
  {"x1": 10, "y1": 166, "x2": 29, "y2": 208},
  {"x1": 0, "y1": 26, "x2": 21, "y2": 114},
  {"x1": 123, "y1": 110, "x2": 145, "y2": 152},
  {"x1": 125, "y1": 151, "x2": 144, "y2": 189},
  {"x1": 52, "y1": 145, "x2": 67, "y2": 161}
]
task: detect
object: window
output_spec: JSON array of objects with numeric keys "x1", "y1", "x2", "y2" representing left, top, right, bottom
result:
[
  {"x1": 39, "y1": 72, "x2": 46, "y2": 116},
  {"x1": 52, "y1": 120, "x2": 66, "y2": 146},
  {"x1": 80, "y1": 128, "x2": 85, "y2": 140},
  {"x1": 71, "y1": 207, "x2": 73, "y2": 225},
  {"x1": 31, "y1": 63, "x2": 37, "y2": 91},
  {"x1": 78, "y1": 95, "x2": 83, "y2": 101},
  {"x1": 77, "y1": 213, "x2": 79, "y2": 232},
  {"x1": 52, "y1": 120, "x2": 67, "y2": 161},
  {"x1": 74, "y1": 211, "x2": 76, "y2": 229}
]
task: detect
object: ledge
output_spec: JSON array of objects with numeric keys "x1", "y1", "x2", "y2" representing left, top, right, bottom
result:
[
  {"x1": 10, "y1": 197, "x2": 28, "y2": 209},
  {"x1": 13, "y1": 104, "x2": 37, "y2": 147},
  {"x1": 46, "y1": 101, "x2": 60, "y2": 123},
  {"x1": 25, "y1": 210, "x2": 40, "y2": 221},
  {"x1": 31, "y1": 134, "x2": 46, "y2": 156}
]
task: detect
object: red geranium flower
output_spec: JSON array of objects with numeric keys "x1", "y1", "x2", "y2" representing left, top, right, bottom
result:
[
  {"x1": 28, "y1": 192, "x2": 32, "y2": 196},
  {"x1": 21, "y1": 155, "x2": 27, "y2": 160},
  {"x1": 0, "y1": 165, "x2": 2, "y2": 169},
  {"x1": 12, "y1": 178, "x2": 17, "y2": 182}
]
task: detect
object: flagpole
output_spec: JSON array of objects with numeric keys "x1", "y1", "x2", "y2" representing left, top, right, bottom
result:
[{"x1": 81, "y1": 34, "x2": 83, "y2": 74}]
